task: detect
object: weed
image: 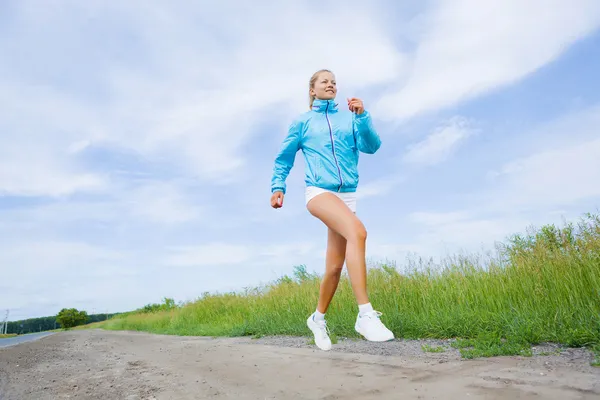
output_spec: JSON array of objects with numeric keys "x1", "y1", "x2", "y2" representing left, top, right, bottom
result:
[
  {"x1": 421, "y1": 344, "x2": 445, "y2": 353},
  {"x1": 99, "y1": 213, "x2": 600, "y2": 360},
  {"x1": 591, "y1": 344, "x2": 600, "y2": 367}
]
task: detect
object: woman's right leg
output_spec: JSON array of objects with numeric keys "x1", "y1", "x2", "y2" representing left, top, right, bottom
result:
[{"x1": 316, "y1": 227, "x2": 347, "y2": 314}]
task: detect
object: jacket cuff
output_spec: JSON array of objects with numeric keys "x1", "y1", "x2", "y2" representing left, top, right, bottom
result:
[
  {"x1": 355, "y1": 110, "x2": 370, "y2": 119},
  {"x1": 271, "y1": 185, "x2": 286, "y2": 194}
]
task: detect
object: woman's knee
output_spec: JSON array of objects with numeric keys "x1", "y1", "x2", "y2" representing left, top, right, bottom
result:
[
  {"x1": 349, "y1": 221, "x2": 367, "y2": 243},
  {"x1": 326, "y1": 249, "x2": 345, "y2": 276},
  {"x1": 325, "y1": 262, "x2": 344, "y2": 277}
]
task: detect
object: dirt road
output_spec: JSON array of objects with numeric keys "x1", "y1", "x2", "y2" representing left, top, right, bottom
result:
[{"x1": 0, "y1": 329, "x2": 598, "y2": 399}]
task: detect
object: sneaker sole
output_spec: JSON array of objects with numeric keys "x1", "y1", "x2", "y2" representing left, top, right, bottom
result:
[{"x1": 355, "y1": 324, "x2": 394, "y2": 342}]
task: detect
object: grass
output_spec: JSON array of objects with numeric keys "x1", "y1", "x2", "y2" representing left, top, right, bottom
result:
[
  {"x1": 0, "y1": 334, "x2": 17, "y2": 339},
  {"x1": 592, "y1": 344, "x2": 600, "y2": 367},
  {"x1": 421, "y1": 344, "x2": 445, "y2": 353},
  {"x1": 72, "y1": 321, "x2": 105, "y2": 330},
  {"x1": 450, "y1": 331, "x2": 533, "y2": 359},
  {"x1": 100, "y1": 212, "x2": 600, "y2": 362}
]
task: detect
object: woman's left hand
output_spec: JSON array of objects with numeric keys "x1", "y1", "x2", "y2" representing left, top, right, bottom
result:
[{"x1": 347, "y1": 97, "x2": 365, "y2": 115}]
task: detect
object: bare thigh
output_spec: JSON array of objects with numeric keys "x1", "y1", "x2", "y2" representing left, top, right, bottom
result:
[{"x1": 307, "y1": 193, "x2": 365, "y2": 241}]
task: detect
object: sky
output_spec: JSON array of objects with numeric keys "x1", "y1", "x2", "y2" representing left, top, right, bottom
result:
[{"x1": 2, "y1": 0, "x2": 600, "y2": 321}]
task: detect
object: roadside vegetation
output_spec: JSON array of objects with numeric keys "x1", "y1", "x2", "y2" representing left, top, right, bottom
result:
[
  {"x1": 55, "y1": 308, "x2": 89, "y2": 330},
  {"x1": 100, "y1": 213, "x2": 600, "y2": 363},
  {"x1": 0, "y1": 334, "x2": 17, "y2": 339},
  {"x1": 2, "y1": 312, "x2": 115, "y2": 335}
]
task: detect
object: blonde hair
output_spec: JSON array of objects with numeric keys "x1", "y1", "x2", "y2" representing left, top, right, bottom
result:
[{"x1": 308, "y1": 69, "x2": 332, "y2": 109}]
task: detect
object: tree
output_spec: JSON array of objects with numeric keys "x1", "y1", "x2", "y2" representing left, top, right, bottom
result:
[{"x1": 56, "y1": 308, "x2": 88, "y2": 329}]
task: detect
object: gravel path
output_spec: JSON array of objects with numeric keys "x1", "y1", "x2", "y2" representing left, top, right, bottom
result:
[
  {"x1": 0, "y1": 329, "x2": 598, "y2": 399},
  {"x1": 250, "y1": 335, "x2": 596, "y2": 370}
]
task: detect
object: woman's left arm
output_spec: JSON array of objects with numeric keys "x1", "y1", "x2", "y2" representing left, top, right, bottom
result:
[{"x1": 353, "y1": 110, "x2": 381, "y2": 154}]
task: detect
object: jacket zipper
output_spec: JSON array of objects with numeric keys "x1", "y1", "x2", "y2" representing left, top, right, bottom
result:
[{"x1": 325, "y1": 102, "x2": 343, "y2": 192}]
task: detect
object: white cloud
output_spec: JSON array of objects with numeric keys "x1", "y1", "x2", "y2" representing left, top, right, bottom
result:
[
  {"x1": 2, "y1": 1, "x2": 599, "y2": 321},
  {"x1": 0, "y1": 164, "x2": 105, "y2": 198},
  {"x1": 403, "y1": 116, "x2": 476, "y2": 165},
  {"x1": 0, "y1": 179, "x2": 205, "y2": 228},
  {"x1": 373, "y1": 0, "x2": 600, "y2": 121},
  {"x1": 401, "y1": 104, "x2": 600, "y2": 258},
  {"x1": 122, "y1": 181, "x2": 204, "y2": 225},
  {"x1": 488, "y1": 137, "x2": 600, "y2": 209},
  {"x1": 2, "y1": 240, "x2": 123, "y2": 270},
  {"x1": 409, "y1": 210, "x2": 471, "y2": 226},
  {"x1": 0, "y1": 1, "x2": 404, "y2": 198},
  {"x1": 0, "y1": 84, "x2": 108, "y2": 197},
  {"x1": 356, "y1": 175, "x2": 406, "y2": 199},
  {"x1": 3, "y1": 1, "x2": 597, "y2": 198},
  {"x1": 478, "y1": 104, "x2": 600, "y2": 212},
  {"x1": 408, "y1": 211, "x2": 529, "y2": 252},
  {"x1": 0, "y1": 240, "x2": 131, "y2": 319},
  {"x1": 166, "y1": 243, "x2": 254, "y2": 267},
  {"x1": 164, "y1": 241, "x2": 318, "y2": 268},
  {"x1": 258, "y1": 243, "x2": 317, "y2": 259}
]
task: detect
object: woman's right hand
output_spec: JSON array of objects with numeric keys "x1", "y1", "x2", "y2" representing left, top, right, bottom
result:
[{"x1": 270, "y1": 191, "x2": 284, "y2": 208}]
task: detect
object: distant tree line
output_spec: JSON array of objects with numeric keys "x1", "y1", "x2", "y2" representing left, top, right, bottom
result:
[
  {"x1": 4, "y1": 311, "x2": 119, "y2": 334},
  {"x1": 4, "y1": 298, "x2": 179, "y2": 334}
]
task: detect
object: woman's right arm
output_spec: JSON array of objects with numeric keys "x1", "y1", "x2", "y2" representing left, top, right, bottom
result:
[{"x1": 270, "y1": 119, "x2": 302, "y2": 195}]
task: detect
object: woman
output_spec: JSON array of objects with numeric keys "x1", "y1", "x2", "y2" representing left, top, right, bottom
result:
[{"x1": 269, "y1": 69, "x2": 394, "y2": 351}]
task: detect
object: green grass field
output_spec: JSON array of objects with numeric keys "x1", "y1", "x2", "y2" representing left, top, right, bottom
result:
[
  {"x1": 100, "y1": 212, "x2": 600, "y2": 361},
  {"x1": 0, "y1": 334, "x2": 17, "y2": 339}
]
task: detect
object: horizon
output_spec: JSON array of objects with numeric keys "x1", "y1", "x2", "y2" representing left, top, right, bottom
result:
[{"x1": 2, "y1": 1, "x2": 600, "y2": 321}]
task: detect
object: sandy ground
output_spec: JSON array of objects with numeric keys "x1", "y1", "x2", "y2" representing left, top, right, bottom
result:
[{"x1": 0, "y1": 329, "x2": 598, "y2": 399}]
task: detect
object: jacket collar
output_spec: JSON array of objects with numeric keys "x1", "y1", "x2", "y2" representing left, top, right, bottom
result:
[{"x1": 311, "y1": 98, "x2": 338, "y2": 113}]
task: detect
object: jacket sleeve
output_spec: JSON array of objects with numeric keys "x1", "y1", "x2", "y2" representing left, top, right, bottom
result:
[
  {"x1": 271, "y1": 119, "x2": 302, "y2": 194},
  {"x1": 353, "y1": 110, "x2": 381, "y2": 154}
]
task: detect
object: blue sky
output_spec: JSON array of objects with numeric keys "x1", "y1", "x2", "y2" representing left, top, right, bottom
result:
[{"x1": 2, "y1": 1, "x2": 600, "y2": 320}]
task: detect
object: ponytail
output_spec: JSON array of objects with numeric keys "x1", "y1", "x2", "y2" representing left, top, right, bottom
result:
[{"x1": 309, "y1": 93, "x2": 316, "y2": 109}]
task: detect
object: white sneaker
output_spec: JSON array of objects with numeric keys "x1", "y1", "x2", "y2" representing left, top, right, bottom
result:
[
  {"x1": 306, "y1": 314, "x2": 332, "y2": 351},
  {"x1": 355, "y1": 310, "x2": 394, "y2": 342}
]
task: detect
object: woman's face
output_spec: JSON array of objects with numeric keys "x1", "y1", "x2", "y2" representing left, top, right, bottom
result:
[{"x1": 311, "y1": 71, "x2": 337, "y2": 100}]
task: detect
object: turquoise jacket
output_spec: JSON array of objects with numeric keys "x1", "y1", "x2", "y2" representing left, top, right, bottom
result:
[{"x1": 271, "y1": 98, "x2": 381, "y2": 194}]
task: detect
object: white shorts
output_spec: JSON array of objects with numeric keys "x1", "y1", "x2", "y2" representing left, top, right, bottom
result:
[{"x1": 305, "y1": 186, "x2": 357, "y2": 213}]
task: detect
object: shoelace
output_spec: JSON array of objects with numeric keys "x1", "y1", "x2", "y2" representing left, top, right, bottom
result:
[
  {"x1": 315, "y1": 320, "x2": 331, "y2": 339},
  {"x1": 363, "y1": 310, "x2": 383, "y2": 319},
  {"x1": 362, "y1": 311, "x2": 386, "y2": 327}
]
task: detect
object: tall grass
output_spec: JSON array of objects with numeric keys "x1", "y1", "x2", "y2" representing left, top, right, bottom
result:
[{"x1": 102, "y1": 213, "x2": 600, "y2": 358}]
